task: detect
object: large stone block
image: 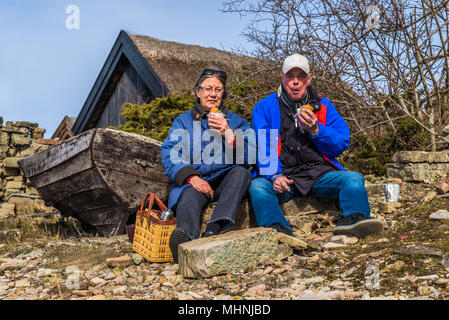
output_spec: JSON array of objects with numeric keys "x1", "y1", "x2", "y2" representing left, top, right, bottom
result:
[
  {"x1": 8, "y1": 121, "x2": 39, "y2": 128},
  {"x1": 2, "y1": 166, "x2": 20, "y2": 176},
  {"x1": 388, "y1": 151, "x2": 449, "y2": 183},
  {"x1": 3, "y1": 157, "x2": 19, "y2": 168},
  {"x1": 11, "y1": 133, "x2": 31, "y2": 146},
  {"x1": 8, "y1": 197, "x2": 34, "y2": 215},
  {"x1": 0, "y1": 145, "x2": 8, "y2": 158},
  {"x1": 387, "y1": 162, "x2": 449, "y2": 183},
  {"x1": 0, "y1": 132, "x2": 9, "y2": 145},
  {"x1": 5, "y1": 181, "x2": 24, "y2": 190},
  {"x1": 178, "y1": 228, "x2": 293, "y2": 278}
]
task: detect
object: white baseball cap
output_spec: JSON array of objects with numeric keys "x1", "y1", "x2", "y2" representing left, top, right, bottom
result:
[{"x1": 282, "y1": 54, "x2": 310, "y2": 75}]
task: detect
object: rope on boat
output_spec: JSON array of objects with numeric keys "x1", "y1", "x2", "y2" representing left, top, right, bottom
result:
[
  {"x1": 28, "y1": 211, "x2": 60, "y2": 218},
  {"x1": 6, "y1": 193, "x2": 42, "y2": 201}
]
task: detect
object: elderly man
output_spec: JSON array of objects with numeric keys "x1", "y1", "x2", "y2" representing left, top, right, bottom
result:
[{"x1": 249, "y1": 54, "x2": 384, "y2": 238}]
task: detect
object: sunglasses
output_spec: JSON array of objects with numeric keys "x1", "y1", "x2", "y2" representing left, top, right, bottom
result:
[{"x1": 200, "y1": 68, "x2": 227, "y2": 82}]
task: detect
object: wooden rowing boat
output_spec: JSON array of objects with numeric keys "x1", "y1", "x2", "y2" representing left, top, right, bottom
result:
[{"x1": 18, "y1": 128, "x2": 171, "y2": 236}]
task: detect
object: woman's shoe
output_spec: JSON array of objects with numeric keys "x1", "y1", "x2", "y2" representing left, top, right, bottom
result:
[{"x1": 169, "y1": 228, "x2": 191, "y2": 263}]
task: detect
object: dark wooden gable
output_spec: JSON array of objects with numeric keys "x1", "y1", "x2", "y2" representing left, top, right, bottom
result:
[{"x1": 72, "y1": 31, "x2": 169, "y2": 135}]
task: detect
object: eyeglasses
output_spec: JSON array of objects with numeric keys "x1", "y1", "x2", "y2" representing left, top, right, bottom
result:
[
  {"x1": 200, "y1": 68, "x2": 228, "y2": 82},
  {"x1": 199, "y1": 86, "x2": 224, "y2": 95}
]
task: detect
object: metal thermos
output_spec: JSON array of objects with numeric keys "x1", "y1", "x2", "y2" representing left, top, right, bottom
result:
[{"x1": 160, "y1": 209, "x2": 174, "y2": 221}]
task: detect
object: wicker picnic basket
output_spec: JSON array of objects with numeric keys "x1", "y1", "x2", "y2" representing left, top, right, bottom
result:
[{"x1": 132, "y1": 192, "x2": 177, "y2": 263}]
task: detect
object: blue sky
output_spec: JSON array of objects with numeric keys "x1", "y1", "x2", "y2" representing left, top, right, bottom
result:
[{"x1": 0, "y1": 0, "x2": 252, "y2": 137}]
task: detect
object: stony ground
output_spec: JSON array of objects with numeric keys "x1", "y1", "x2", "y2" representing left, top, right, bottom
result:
[{"x1": 1, "y1": 179, "x2": 449, "y2": 300}]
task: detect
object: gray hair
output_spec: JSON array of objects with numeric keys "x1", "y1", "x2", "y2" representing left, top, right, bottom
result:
[{"x1": 193, "y1": 66, "x2": 228, "y2": 103}]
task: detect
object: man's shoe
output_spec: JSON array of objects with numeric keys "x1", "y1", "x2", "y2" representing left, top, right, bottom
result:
[
  {"x1": 333, "y1": 213, "x2": 384, "y2": 238},
  {"x1": 169, "y1": 228, "x2": 190, "y2": 264},
  {"x1": 270, "y1": 222, "x2": 294, "y2": 236}
]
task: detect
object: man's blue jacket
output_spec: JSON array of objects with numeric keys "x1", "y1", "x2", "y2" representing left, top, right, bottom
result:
[
  {"x1": 251, "y1": 92, "x2": 350, "y2": 181},
  {"x1": 161, "y1": 109, "x2": 252, "y2": 210}
]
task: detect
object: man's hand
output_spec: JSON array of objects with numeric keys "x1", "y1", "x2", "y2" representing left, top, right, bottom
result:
[
  {"x1": 273, "y1": 176, "x2": 294, "y2": 194},
  {"x1": 298, "y1": 109, "x2": 319, "y2": 135},
  {"x1": 189, "y1": 176, "x2": 214, "y2": 199}
]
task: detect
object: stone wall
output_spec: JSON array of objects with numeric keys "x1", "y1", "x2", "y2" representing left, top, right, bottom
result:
[
  {"x1": 0, "y1": 117, "x2": 55, "y2": 238},
  {"x1": 387, "y1": 151, "x2": 449, "y2": 183}
]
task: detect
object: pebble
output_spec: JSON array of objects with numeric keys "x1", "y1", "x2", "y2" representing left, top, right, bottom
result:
[
  {"x1": 89, "y1": 277, "x2": 106, "y2": 286},
  {"x1": 415, "y1": 275, "x2": 439, "y2": 281},
  {"x1": 36, "y1": 269, "x2": 55, "y2": 278},
  {"x1": 106, "y1": 256, "x2": 133, "y2": 268},
  {"x1": 302, "y1": 276, "x2": 325, "y2": 285},
  {"x1": 132, "y1": 254, "x2": 143, "y2": 265},
  {"x1": 263, "y1": 267, "x2": 274, "y2": 275},
  {"x1": 247, "y1": 284, "x2": 266, "y2": 294},
  {"x1": 429, "y1": 210, "x2": 449, "y2": 220},
  {"x1": 112, "y1": 285, "x2": 128, "y2": 295},
  {"x1": 442, "y1": 257, "x2": 449, "y2": 272},
  {"x1": 323, "y1": 242, "x2": 347, "y2": 250},
  {"x1": 15, "y1": 279, "x2": 30, "y2": 288}
]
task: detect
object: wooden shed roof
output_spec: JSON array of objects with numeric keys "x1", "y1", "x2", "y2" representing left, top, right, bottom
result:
[
  {"x1": 72, "y1": 30, "x2": 260, "y2": 135},
  {"x1": 128, "y1": 34, "x2": 259, "y2": 93}
]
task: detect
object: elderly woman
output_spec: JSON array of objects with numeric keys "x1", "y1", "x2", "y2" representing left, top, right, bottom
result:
[{"x1": 160, "y1": 66, "x2": 252, "y2": 263}]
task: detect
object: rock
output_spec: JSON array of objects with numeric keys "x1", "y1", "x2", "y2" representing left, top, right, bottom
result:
[
  {"x1": 429, "y1": 210, "x2": 449, "y2": 220},
  {"x1": 302, "y1": 276, "x2": 325, "y2": 285},
  {"x1": 106, "y1": 256, "x2": 133, "y2": 268},
  {"x1": 131, "y1": 253, "x2": 143, "y2": 265},
  {"x1": 343, "y1": 237, "x2": 359, "y2": 245},
  {"x1": 15, "y1": 279, "x2": 30, "y2": 288},
  {"x1": 37, "y1": 269, "x2": 56, "y2": 278},
  {"x1": 72, "y1": 290, "x2": 91, "y2": 297},
  {"x1": 277, "y1": 233, "x2": 308, "y2": 250},
  {"x1": 178, "y1": 228, "x2": 293, "y2": 278},
  {"x1": 0, "y1": 202, "x2": 15, "y2": 220},
  {"x1": 387, "y1": 151, "x2": 449, "y2": 183},
  {"x1": 3, "y1": 157, "x2": 19, "y2": 168},
  {"x1": 382, "y1": 261, "x2": 405, "y2": 273},
  {"x1": 34, "y1": 139, "x2": 59, "y2": 146},
  {"x1": 89, "y1": 277, "x2": 106, "y2": 286},
  {"x1": 378, "y1": 201, "x2": 402, "y2": 214},
  {"x1": 435, "y1": 182, "x2": 449, "y2": 194},
  {"x1": 0, "y1": 229, "x2": 21, "y2": 242},
  {"x1": 10, "y1": 133, "x2": 31, "y2": 146},
  {"x1": 5, "y1": 181, "x2": 24, "y2": 190},
  {"x1": 112, "y1": 286, "x2": 128, "y2": 295},
  {"x1": 328, "y1": 235, "x2": 347, "y2": 243},
  {"x1": 442, "y1": 256, "x2": 449, "y2": 272},
  {"x1": 322, "y1": 242, "x2": 347, "y2": 251},
  {"x1": 247, "y1": 284, "x2": 266, "y2": 295},
  {"x1": 88, "y1": 295, "x2": 106, "y2": 300},
  {"x1": 395, "y1": 245, "x2": 445, "y2": 257},
  {"x1": 8, "y1": 197, "x2": 34, "y2": 215}
]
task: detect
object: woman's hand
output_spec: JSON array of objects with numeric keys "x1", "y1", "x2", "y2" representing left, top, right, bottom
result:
[
  {"x1": 208, "y1": 116, "x2": 235, "y2": 144},
  {"x1": 298, "y1": 109, "x2": 319, "y2": 135},
  {"x1": 273, "y1": 176, "x2": 294, "y2": 194},
  {"x1": 189, "y1": 176, "x2": 214, "y2": 199}
]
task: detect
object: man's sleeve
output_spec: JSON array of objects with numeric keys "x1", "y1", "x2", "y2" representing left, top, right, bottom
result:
[
  {"x1": 252, "y1": 102, "x2": 282, "y2": 180},
  {"x1": 309, "y1": 99, "x2": 350, "y2": 158}
]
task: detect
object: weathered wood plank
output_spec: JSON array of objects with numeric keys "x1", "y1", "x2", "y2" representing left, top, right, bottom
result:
[
  {"x1": 98, "y1": 167, "x2": 171, "y2": 207},
  {"x1": 27, "y1": 149, "x2": 94, "y2": 188},
  {"x1": 34, "y1": 168, "x2": 105, "y2": 205},
  {"x1": 18, "y1": 130, "x2": 94, "y2": 178}
]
